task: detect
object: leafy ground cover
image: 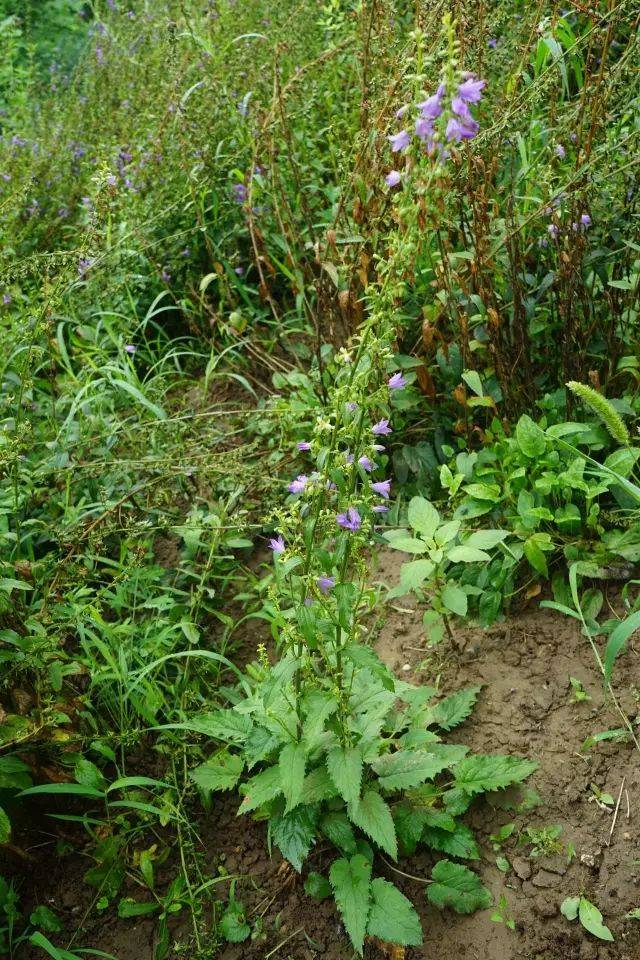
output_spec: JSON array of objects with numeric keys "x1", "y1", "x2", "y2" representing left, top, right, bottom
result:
[{"x1": 1, "y1": 1, "x2": 639, "y2": 958}]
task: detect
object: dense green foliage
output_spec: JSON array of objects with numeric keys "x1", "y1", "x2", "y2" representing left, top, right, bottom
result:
[{"x1": 1, "y1": 0, "x2": 639, "y2": 956}]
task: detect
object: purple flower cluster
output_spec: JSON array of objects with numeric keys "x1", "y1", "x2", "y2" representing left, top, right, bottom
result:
[{"x1": 386, "y1": 75, "x2": 485, "y2": 183}]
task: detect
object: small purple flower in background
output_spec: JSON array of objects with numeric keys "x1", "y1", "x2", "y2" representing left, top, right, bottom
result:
[
  {"x1": 345, "y1": 453, "x2": 355, "y2": 465},
  {"x1": 372, "y1": 504, "x2": 389, "y2": 513},
  {"x1": 570, "y1": 132, "x2": 578, "y2": 143},
  {"x1": 358, "y1": 456, "x2": 375, "y2": 473},
  {"x1": 346, "y1": 402, "x2": 358, "y2": 411},
  {"x1": 234, "y1": 266, "x2": 244, "y2": 276},
  {"x1": 337, "y1": 507, "x2": 362, "y2": 532},
  {"x1": 161, "y1": 268, "x2": 171, "y2": 283},
  {"x1": 288, "y1": 475, "x2": 309, "y2": 494},
  {"x1": 385, "y1": 170, "x2": 401, "y2": 187},
  {"x1": 304, "y1": 597, "x2": 313, "y2": 607},
  {"x1": 372, "y1": 419, "x2": 392, "y2": 435},
  {"x1": 371, "y1": 480, "x2": 391, "y2": 499},
  {"x1": 1, "y1": 173, "x2": 10, "y2": 182},
  {"x1": 107, "y1": 0, "x2": 116, "y2": 8},
  {"x1": 269, "y1": 535, "x2": 285, "y2": 554},
  {"x1": 58, "y1": 207, "x2": 69, "y2": 218},
  {"x1": 106, "y1": 174, "x2": 117, "y2": 186},
  {"x1": 96, "y1": 46, "x2": 104, "y2": 65},
  {"x1": 388, "y1": 372, "x2": 407, "y2": 390},
  {"x1": 297, "y1": 441, "x2": 311, "y2": 451},
  {"x1": 77, "y1": 257, "x2": 95, "y2": 278},
  {"x1": 389, "y1": 130, "x2": 411, "y2": 153},
  {"x1": 232, "y1": 183, "x2": 247, "y2": 203},
  {"x1": 317, "y1": 576, "x2": 335, "y2": 594},
  {"x1": 181, "y1": 248, "x2": 190, "y2": 257},
  {"x1": 555, "y1": 144, "x2": 566, "y2": 159},
  {"x1": 395, "y1": 105, "x2": 408, "y2": 119},
  {"x1": 3, "y1": 293, "x2": 12, "y2": 305},
  {"x1": 488, "y1": 38, "x2": 498, "y2": 48},
  {"x1": 581, "y1": 214, "x2": 591, "y2": 227},
  {"x1": 125, "y1": 344, "x2": 136, "y2": 354},
  {"x1": 547, "y1": 223, "x2": 559, "y2": 239}
]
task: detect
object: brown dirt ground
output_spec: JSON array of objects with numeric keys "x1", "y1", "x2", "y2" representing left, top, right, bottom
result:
[{"x1": 8, "y1": 550, "x2": 640, "y2": 960}]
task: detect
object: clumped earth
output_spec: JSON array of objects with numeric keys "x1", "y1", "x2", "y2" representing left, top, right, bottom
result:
[{"x1": 12, "y1": 552, "x2": 639, "y2": 960}]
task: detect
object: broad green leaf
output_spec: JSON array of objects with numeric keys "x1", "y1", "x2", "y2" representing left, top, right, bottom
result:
[
  {"x1": 435, "y1": 520, "x2": 461, "y2": 545},
  {"x1": 461, "y1": 369, "x2": 483, "y2": 397},
  {"x1": 372, "y1": 750, "x2": 449, "y2": 792},
  {"x1": 271, "y1": 803, "x2": 317, "y2": 871},
  {"x1": 430, "y1": 686, "x2": 482, "y2": 731},
  {"x1": 427, "y1": 860, "x2": 492, "y2": 914},
  {"x1": 561, "y1": 896, "x2": 579, "y2": 921},
  {"x1": 321, "y1": 811, "x2": 357, "y2": 854},
  {"x1": 327, "y1": 745, "x2": 362, "y2": 807},
  {"x1": 392, "y1": 802, "x2": 429, "y2": 855},
  {"x1": 446, "y1": 545, "x2": 491, "y2": 563},
  {"x1": 367, "y1": 878, "x2": 423, "y2": 946},
  {"x1": 441, "y1": 582, "x2": 468, "y2": 616},
  {"x1": 453, "y1": 755, "x2": 538, "y2": 796},
  {"x1": 464, "y1": 530, "x2": 508, "y2": 550},
  {"x1": 190, "y1": 753, "x2": 244, "y2": 792},
  {"x1": 578, "y1": 897, "x2": 614, "y2": 941},
  {"x1": 279, "y1": 741, "x2": 306, "y2": 812},
  {"x1": 524, "y1": 536, "x2": 549, "y2": 577},
  {"x1": 329, "y1": 854, "x2": 372, "y2": 955},
  {"x1": 349, "y1": 789, "x2": 397, "y2": 859},
  {"x1": 408, "y1": 497, "x2": 440, "y2": 539},
  {"x1": 304, "y1": 872, "x2": 331, "y2": 900},
  {"x1": 399, "y1": 558, "x2": 435, "y2": 593},
  {"x1": 516, "y1": 414, "x2": 546, "y2": 458},
  {"x1": 461, "y1": 483, "x2": 501, "y2": 503},
  {"x1": 603, "y1": 611, "x2": 640, "y2": 687},
  {"x1": 74, "y1": 758, "x2": 107, "y2": 792},
  {"x1": 382, "y1": 533, "x2": 428, "y2": 554},
  {"x1": 237, "y1": 765, "x2": 282, "y2": 814}
]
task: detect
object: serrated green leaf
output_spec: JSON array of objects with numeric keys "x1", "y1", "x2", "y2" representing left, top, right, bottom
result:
[
  {"x1": 300, "y1": 764, "x2": 339, "y2": 804},
  {"x1": 367, "y1": 878, "x2": 423, "y2": 946},
  {"x1": 422, "y1": 822, "x2": 479, "y2": 860},
  {"x1": 349, "y1": 789, "x2": 397, "y2": 859},
  {"x1": 408, "y1": 497, "x2": 440, "y2": 539},
  {"x1": 427, "y1": 860, "x2": 492, "y2": 914},
  {"x1": 453, "y1": 755, "x2": 537, "y2": 796},
  {"x1": 372, "y1": 750, "x2": 449, "y2": 792},
  {"x1": 579, "y1": 897, "x2": 614, "y2": 941},
  {"x1": 271, "y1": 803, "x2": 317, "y2": 872},
  {"x1": 304, "y1": 872, "x2": 331, "y2": 900},
  {"x1": 430, "y1": 687, "x2": 482, "y2": 732},
  {"x1": 327, "y1": 745, "x2": 362, "y2": 807},
  {"x1": 237, "y1": 765, "x2": 282, "y2": 814},
  {"x1": 190, "y1": 752, "x2": 244, "y2": 792},
  {"x1": 329, "y1": 855, "x2": 372, "y2": 955},
  {"x1": 279, "y1": 741, "x2": 306, "y2": 812},
  {"x1": 321, "y1": 811, "x2": 357, "y2": 854},
  {"x1": 219, "y1": 900, "x2": 250, "y2": 943},
  {"x1": 392, "y1": 802, "x2": 429, "y2": 855}
]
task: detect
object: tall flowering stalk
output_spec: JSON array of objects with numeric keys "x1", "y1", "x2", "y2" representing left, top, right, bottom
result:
[
  {"x1": 265, "y1": 16, "x2": 487, "y2": 742},
  {"x1": 194, "y1": 21, "x2": 528, "y2": 956}
]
